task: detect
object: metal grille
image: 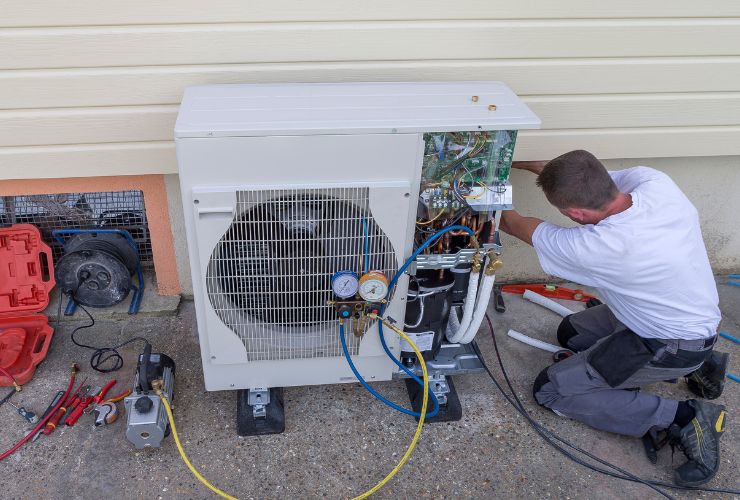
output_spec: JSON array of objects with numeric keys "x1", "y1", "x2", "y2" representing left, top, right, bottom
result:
[
  {"x1": 0, "y1": 191, "x2": 152, "y2": 266},
  {"x1": 206, "y1": 187, "x2": 398, "y2": 361}
]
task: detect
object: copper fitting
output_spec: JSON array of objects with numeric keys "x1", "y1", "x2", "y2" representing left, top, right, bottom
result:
[
  {"x1": 471, "y1": 251, "x2": 483, "y2": 273},
  {"x1": 484, "y1": 249, "x2": 503, "y2": 275}
]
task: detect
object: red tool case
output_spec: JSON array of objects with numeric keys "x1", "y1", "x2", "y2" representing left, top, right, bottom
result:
[{"x1": 0, "y1": 224, "x2": 56, "y2": 386}]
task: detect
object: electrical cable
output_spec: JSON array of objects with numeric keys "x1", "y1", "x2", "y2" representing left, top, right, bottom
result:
[
  {"x1": 349, "y1": 318, "x2": 429, "y2": 500},
  {"x1": 0, "y1": 367, "x2": 20, "y2": 393},
  {"x1": 472, "y1": 321, "x2": 673, "y2": 499},
  {"x1": 0, "y1": 388, "x2": 16, "y2": 408},
  {"x1": 66, "y1": 291, "x2": 150, "y2": 373},
  {"x1": 157, "y1": 392, "x2": 238, "y2": 500},
  {"x1": 416, "y1": 210, "x2": 445, "y2": 226},
  {"x1": 404, "y1": 293, "x2": 434, "y2": 329},
  {"x1": 474, "y1": 314, "x2": 740, "y2": 496}
]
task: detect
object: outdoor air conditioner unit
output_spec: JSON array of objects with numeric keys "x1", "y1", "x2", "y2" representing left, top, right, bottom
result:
[{"x1": 175, "y1": 82, "x2": 540, "y2": 434}]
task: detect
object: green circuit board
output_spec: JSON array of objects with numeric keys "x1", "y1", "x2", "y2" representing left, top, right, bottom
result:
[{"x1": 418, "y1": 130, "x2": 517, "y2": 212}]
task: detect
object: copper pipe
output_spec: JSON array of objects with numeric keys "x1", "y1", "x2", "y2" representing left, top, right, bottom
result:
[
  {"x1": 449, "y1": 214, "x2": 470, "y2": 236},
  {"x1": 474, "y1": 214, "x2": 484, "y2": 236}
]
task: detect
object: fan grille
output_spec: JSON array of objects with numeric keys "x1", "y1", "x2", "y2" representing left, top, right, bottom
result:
[{"x1": 206, "y1": 187, "x2": 398, "y2": 361}]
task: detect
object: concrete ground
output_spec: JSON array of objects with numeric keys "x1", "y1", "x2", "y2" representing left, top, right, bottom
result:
[{"x1": 2, "y1": 281, "x2": 738, "y2": 499}]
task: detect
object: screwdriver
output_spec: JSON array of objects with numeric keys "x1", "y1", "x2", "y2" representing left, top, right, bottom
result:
[{"x1": 7, "y1": 401, "x2": 39, "y2": 424}]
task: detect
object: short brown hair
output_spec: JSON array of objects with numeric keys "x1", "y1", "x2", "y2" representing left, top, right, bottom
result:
[{"x1": 536, "y1": 150, "x2": 617, "y2": 210}]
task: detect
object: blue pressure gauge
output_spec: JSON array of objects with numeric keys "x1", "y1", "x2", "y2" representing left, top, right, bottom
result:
[{"x1": 331, "y1": 270, "x2": 359, "y2": 299}]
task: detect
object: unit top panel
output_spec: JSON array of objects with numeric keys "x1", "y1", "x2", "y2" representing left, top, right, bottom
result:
[{"x1": 175, "y1": 81, "x2": 540, "y2": 138}]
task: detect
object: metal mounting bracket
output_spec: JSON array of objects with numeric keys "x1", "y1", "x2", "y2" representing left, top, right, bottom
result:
[
  {"x1": 411, "y1": 237, "x2": 501, "y2": 272},
  {"x1": 248, "y1": 388, "x2": 270, "y2": 419},
  {"x1": 428, "y1": 373, "x2": 451, "y2": 405}
]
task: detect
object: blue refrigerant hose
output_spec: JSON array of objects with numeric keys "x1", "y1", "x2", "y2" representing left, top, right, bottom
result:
[
  {"x1": 377, "y1": 225, "x2": 477, "y2": 406},
  {"x1": 339, "y1": 224, "x2": 476, "y2": 418},
  {"x1": 340, "y1": 323, "x2": 438, "y2": 417}
]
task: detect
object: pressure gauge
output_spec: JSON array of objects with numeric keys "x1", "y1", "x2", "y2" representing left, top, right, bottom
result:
[
  {"x1": 331, "y1": 270, "x2": 359, "y2": 299},
  {"x1": 358, "y1": 271, "x2": 389, "y2": 302}
]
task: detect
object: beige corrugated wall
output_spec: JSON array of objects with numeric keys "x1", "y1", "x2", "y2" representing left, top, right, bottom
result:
[
  {"x1": 2, "y1": 1, "x2": 740, "y2": 178},
  {"x1": 1, "y1": 2, "x2": 739, "y2": 291}
]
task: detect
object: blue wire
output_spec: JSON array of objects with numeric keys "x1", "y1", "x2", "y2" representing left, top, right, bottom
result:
[
  {"x1": 339, "y1": 323, "x2": 439, "y2": 417},
  {"x1": 361, "y1": 217, "x2": 369, "y2": 274}
]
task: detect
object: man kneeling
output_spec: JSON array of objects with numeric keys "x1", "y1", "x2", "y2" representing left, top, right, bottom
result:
[{"x1": 501, "y1": 150, "x2": 728, "y2": 486}]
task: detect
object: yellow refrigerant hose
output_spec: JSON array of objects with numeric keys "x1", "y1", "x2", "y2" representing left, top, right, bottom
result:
[
  {"x1": 352, "y1": 316, "x2": 430, "y2": 500},
  {"x1": 157, "y1": 391, "x2": 237, "y2": 500},
  {"x1": 156, "y1": 316, "x2": 429, "y2": 500}
]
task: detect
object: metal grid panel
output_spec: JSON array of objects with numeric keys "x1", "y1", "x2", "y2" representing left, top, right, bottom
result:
[
  {"x1": 0, "y1": 191, "x2": 152, "y2": 266},
  {"x1": 205, "y1": 187, "x2": 398, "y2": 361}
]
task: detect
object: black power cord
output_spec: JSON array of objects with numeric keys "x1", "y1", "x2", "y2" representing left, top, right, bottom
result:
[
  {"x1": 60, "y1": 289, "x2": 150, "y2": 373},
  {"x1": 472, "y1": 313, "x2": 740, "y2": 497}
]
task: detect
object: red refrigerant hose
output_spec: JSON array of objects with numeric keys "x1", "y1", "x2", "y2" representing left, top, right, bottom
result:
[{"x1": 0, "y1": 364, "x2": 78, "y2": 461}]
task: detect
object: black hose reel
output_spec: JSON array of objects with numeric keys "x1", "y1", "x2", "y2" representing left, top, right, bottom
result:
[{"x1": 55, "y1": 232, "x2": 140, "y2": 309}]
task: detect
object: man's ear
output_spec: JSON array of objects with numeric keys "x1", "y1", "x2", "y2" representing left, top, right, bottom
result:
[{"x1": 561, "y1": 207, "x2": 587, "y2": 224}]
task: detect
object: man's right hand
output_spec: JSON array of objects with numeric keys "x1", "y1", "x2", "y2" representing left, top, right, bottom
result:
[{"x1": 512, "y1": 160, "x2": 548, "y2": 175}]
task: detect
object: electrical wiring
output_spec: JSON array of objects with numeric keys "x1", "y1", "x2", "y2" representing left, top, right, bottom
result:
[
  {"x1": 350, "y1": 318, "x2": 429, "y2": 500},
  {"x1": 157, "y1": 392, "x2": 238, "y2": 500},
  {"x1": 0, "y1": 350, "x2": 24, "y2": 408},
  {"x1": 416, "y1": 209, "x2": 445, "y2": 226},
  {"x1": 403, "y1": 290, "x2": 435, "y2": 329},
  {"x1": 0, "y1": 366, "x2": 20, "y2": 392},
  {"x1": 474, "y1": 314, "x2": 740, "y2": 497},
  {"x1": 69, "y1": 299, "x2": 151, "y2": 373}
]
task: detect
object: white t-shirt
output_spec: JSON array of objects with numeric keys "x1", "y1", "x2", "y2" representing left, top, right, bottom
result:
[{"x1": 532, "y1": 166, "x2": 720, "y2": 341}]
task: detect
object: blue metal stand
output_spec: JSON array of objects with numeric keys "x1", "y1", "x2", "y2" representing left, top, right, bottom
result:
[{"x1": 52, "y1": 229, "x2": 145, "y2": 315}]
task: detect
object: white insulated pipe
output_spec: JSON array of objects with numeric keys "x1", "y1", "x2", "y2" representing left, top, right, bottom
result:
[
  {"x1": 457, "y1": 273, "x2": 496, "y2": 344},
  {"x1": 507, "y1": 329, "x2": 561, "y2": 353},
  {"x1": 523, "y1": 289, "x2": 574, "y2": 318},
  {"x1": 445, "y1": 270, "x2": 480, "y2": 343},
  {"x1": 445, "y1": 305, "x2": 461, "y2": 339}
]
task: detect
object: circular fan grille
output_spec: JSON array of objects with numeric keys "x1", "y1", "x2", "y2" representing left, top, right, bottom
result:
[{"x1": 206, "y1": 190, "x2": 397, "y2": 335}]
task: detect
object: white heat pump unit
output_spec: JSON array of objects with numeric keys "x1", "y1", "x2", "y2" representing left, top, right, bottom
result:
[{"x1": 176, "y1": 82, "x2": 539, "y2": 434}]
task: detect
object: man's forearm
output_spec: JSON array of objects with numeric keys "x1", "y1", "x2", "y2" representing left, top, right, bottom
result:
[
  {"x1": 499, "y1": 210, "x2": 543, "y2": 246},
  {"x1": 512, "y1": 161, "x2": 548, "y2": 175}
]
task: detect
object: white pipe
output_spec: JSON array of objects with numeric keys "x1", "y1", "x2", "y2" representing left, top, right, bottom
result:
[
  {"x1": 457, "y1": 273, "x2": 496, "y2": 344},
  {"x1": 523, "y1": 289, "x2": 574, "y2": 318},
  {"x1": 445, "y1": 271, "x2": 480, "y2": 343},
  {"x1": 445, "y1": 305, "x2": 461, "y2": 339},
  {"x1": 507, "y1": 329, "x2": 561, "y2": 353}
]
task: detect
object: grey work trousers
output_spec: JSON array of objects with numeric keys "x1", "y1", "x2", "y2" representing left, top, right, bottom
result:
[{"x1": 534, "y1": 305, "x2": 711, "y2": 437}]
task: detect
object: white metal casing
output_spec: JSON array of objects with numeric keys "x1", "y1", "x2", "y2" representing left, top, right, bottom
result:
[{"x1": 175, "y1": 81, "x2": 540, "y2": 391}]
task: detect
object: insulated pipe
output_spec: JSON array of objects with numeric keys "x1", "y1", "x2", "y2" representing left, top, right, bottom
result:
[
  {"x1": 507, "y1": 329, "x2": 561, "y2": 353},
  {"x1": 523, "y1": 289, "x2": 574, "y2": 318},
  {"x1": 445, "y1": 268, "x2": 481, "y2": 343},
  {"x1": 457, "y1": 273, "x2": 496, "y2": 344},
  {"x1": 445, "y1": 305, "x2": 461, "y2": 339}
]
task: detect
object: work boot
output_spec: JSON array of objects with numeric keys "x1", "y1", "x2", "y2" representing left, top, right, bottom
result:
[
  {"x1": 686, "y1": 351, "x2": 729, "y2": 400},
  {"x1": 670, "y1": 400, "x2": 727, "y2": 486}
]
